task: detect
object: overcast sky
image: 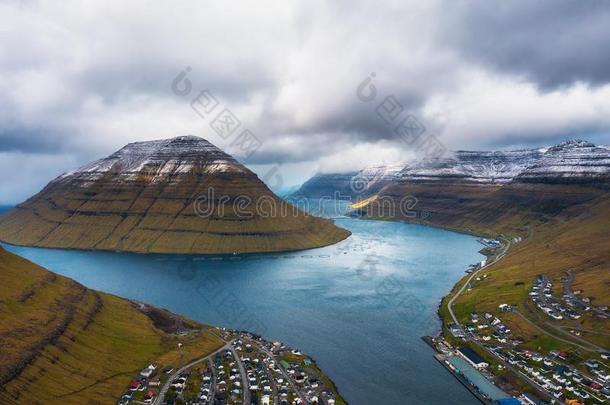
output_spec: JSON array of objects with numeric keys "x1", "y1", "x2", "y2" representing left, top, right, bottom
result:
[{"x1": 2, "y1": 0, "x2": 610, "y2": 203}]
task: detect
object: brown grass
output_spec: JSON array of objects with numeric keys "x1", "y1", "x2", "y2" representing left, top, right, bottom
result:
[{"x1": 0, "y1": 246, "x2": 223, "y2": 404}]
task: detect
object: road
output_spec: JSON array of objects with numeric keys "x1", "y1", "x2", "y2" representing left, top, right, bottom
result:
[
  {"x1": 154, "y1": 343, "x2": 229, "y2": 405},
  {"x1": 563, "y1": 270, "x2": 608, "y2": 318},
  {"x1": 229, "y1": 344, "x2": 250, "y2": 404},
  {"x1": 447, "y1": 236, "x2": 511, "y2": 328},
  {"x1": 254, "y1": 342, "x2": 308, "y2": 404},
  {"x1": 443, "y1": 238, "x2": 557, "y2": 399},
  {"x1": 520, "y1": 302, "x2": 606, "y2": 352},
  {"x1": 469, "y1": 338, "x2": 554, "y2": 403}
]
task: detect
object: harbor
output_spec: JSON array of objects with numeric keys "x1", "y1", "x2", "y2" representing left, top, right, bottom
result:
[{"x1": 423, "y1": 337, "x2": 518, "y2": 405}]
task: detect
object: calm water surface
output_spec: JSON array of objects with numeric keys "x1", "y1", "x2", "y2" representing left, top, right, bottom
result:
[{"x1": 4, "y1": 213, "x2": 483, "y2": 404}]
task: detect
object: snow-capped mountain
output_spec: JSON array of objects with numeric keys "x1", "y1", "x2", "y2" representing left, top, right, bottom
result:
[
  {"x1": 516, "y1": 140, "x2": 610, "y2": 184},
  {"x1": 293, "y1": 140, "x2": 610, "y2": 199},
  {"x1": 398, "y1": 148, "x2": 546, "y2": 183},
  {"x1": 0, "y1": 136, "x2": 349, "y2": 254},
  {"x1": 58, "y1": 135, "x2": 245, "y2": 186}
]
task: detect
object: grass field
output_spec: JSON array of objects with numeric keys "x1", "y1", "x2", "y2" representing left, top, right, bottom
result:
[
  {"x1": 447, "y1": 196, "x2": 610, "y2": 349},
  {"x1": 0, "y1": 245, "x2": 224, "y2": 404}
]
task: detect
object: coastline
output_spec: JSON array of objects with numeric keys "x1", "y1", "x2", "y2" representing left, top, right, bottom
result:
[{"x1": 4, "y1": 213, "x2": 491, "y2": 404}]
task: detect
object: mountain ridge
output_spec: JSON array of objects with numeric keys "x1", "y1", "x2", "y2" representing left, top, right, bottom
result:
[{"x1": 292, "y1": 140, "x2": 610, "y2": 199}]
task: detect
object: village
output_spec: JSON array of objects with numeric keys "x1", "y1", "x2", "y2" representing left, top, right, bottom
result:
[
  {"x1": 435, "y1": 238, "x2": 610, "y2": 405},
  {"x1": 530, "y1": 273, "x2": 609, "y2": 323},
  {"x1": 116, "y1": 329, "x2": 343, "y2": 405}
]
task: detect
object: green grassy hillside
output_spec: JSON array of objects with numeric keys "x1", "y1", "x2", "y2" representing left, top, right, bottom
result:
[{"x1": 0, "y1": 245, "x2": 224, "y2": 404}]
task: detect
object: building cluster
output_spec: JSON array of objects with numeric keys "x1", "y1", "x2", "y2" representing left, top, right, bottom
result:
[
  {"x1": 117, "y1": 363, "x2": 166, "y2": 405},
  {"x1": 117, "y1": 329, "x2": 343, "y2": 405},
  {"x1": 445, "y1": 302, "x2": 610, "y2": 404},
  {"x1": 479, "y1": 239, "x2": 503, "y2": 249},
  {"x1": 227, "y1": 330, "x2": 340, "y2": 405},
  {"x1": 466, "y1": 308, "x2": 517, "y2": 345},
  {"x1": 530, "y1": 275, "x2": 582, "y2": 321},
  {"x1": 492, "y1": 347, "x2": 610, "y2": 404}
]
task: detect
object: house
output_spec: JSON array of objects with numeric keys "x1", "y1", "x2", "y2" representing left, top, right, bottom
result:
[
  {"x1": 140, "y1": 367, "x2": 154, "y2": 378},
  {"x1": 144, "y1": 390, "x2": 155, "y2": 402},
  {"x1": 593, "y1": 369, "x2": 610, "y2": 381},
  {"x1": 584, "y1": 359, "x2": 599, "y2": 368},
  {"x1": 520, "y1": 392, "x2": 544, "y2": 405},
  {"x1": 458, "y1": 346, "x2": 488, "y2": 369},
  {"x1": 448, "y1": 324, "x2": 465, "y2": 338}
]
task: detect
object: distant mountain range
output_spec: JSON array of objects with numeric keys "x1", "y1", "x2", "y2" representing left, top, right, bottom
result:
[
  {"x1": 293, "y1": 140, "x2": 610, "y2": 199},
  {"x1": 0, "y1": 136, "x2": 349, "y2": 254}
]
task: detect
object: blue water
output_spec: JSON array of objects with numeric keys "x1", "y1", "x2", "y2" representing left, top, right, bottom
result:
[
  {"x1": 447, "y1": 356, "x2": 510, "y2": 401},
  {"x1": 4, "y1": 215, "x2": 483, "y2": 404}
]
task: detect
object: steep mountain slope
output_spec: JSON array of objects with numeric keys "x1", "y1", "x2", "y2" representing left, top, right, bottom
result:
[
  {"x1": 0, "y1": 245, "x2": 224, "y2": 404},
  {"x1": 0, "y1": 136, "x2": 349, "y2": 254},
  {"x1": 341, "y1": 141, "x2": 609, "y2": 240}
]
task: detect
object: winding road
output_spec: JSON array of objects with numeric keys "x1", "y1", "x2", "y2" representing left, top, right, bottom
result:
[{"x1": 447, "y1": 236, "x2": 511, "y2": 328}]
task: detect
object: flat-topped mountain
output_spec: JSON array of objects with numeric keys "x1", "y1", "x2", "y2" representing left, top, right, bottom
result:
[{"x1": 0, "y1": 136, "x2": 349, "y2": 254}]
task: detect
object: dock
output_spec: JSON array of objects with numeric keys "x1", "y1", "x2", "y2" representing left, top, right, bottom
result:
[
  {"x1": 433, "y1": 353, "x2": 491, "y2": 405},
  {"x1": 423, "y1": 336, "x2": 514, "y2": 405}
]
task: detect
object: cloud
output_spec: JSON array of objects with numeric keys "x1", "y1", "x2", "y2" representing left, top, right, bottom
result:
[
  {"x1": 421, "y1": 70, "x2": 610, "y2": 149},
  {"x1": 439, "y1": 1, "x2": 610, "y2": 89},
  {"x1": 0, "y1": 152, "x2": 79, "y2": 205},
  {"x1": 0, "y1": 0, "x2": 609, "y2": 202}
]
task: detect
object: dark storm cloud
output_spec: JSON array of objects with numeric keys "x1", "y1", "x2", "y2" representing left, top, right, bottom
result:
[
  {"x1": 442, "y1": 1, "x2": 610, "y2": 89},
  {"x1": 0, "y1": 0, "x2": 609, "y2": 202},
  {"x1": 0, "y1": 128, "x2": 68, "y2": 153}
]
